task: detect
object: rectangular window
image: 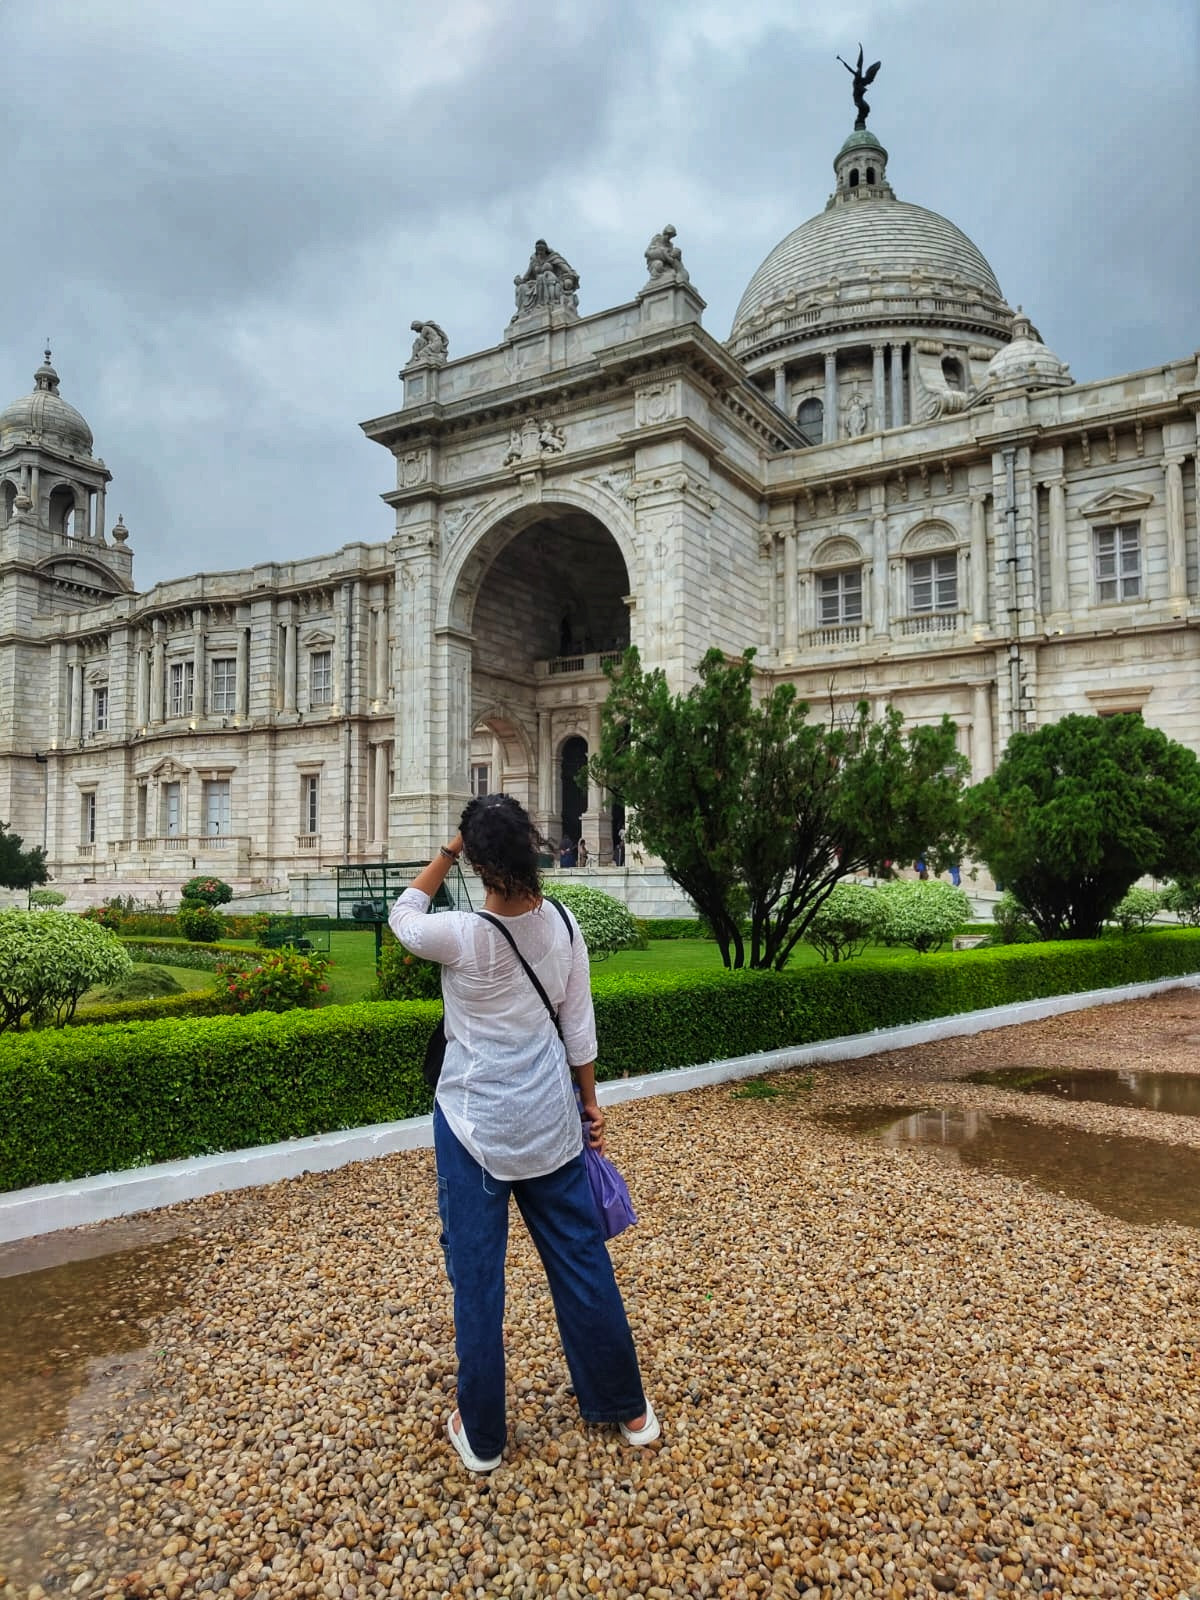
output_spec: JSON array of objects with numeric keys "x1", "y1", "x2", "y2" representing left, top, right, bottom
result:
[
  {"x1": 168, "y1": 660, "x2": 195, "y2": 718},
  {"x1": 92, "y1": 686, "x2": 109, "y2": 732},
  {"x1": 817, "y1": 567, "x2": 863, "y2": 625},
  {"x1": 908, "y1": 554, "x2": 958, "y2": 613},
  {"x1": 162, "y1": 781, "x2": 181, "y2": 838},
  {"x1": 211, "y1": 657, "x2": 237, "y2": 714},
  {"x1": 301, "y1": 774, "x2": 319, "y2": 834},
  {"x1": 202, "y1": 779, "x2": 231, "y2": 838},
  {"x1": 470, "y1": 762, "x2": 490, "y2": 798},
  {"x1": 81, "y1": 791, "x2": 96, "y2": 844},
  {"x1": 136, "y1": 785, "x2": 148, "y2": 840},
  {"x1": 309, "y1": 650, "x2": 333, "y2": 706},
  {"x1": 1094, "y1": 522, "x2": 1141, "y2": 602}
]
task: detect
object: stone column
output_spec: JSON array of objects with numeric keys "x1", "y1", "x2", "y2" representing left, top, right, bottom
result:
[
  {"x1": 889, "y1": 343, "x2": 905, "y2": 428},
  {"x1": 774, "y1": 365, "x2": 788, "y2": 412},
  {"x1": 191, "y1": 608, "x2": 206, "y2": 718},
  {"x1": 823, "y1": 352, "x2": 838, "y2": 443},
  {"x1": 783, "y1": 532, "x2": 799, "y2": 653},
  {"x1": 872, "y1": 345, "x2": 886, "y2": 432},
  {"x1": 368, "y1": 607, "x2": 380, "y2": 699},
  {"x1": 373, "y1": 742, "x2": 389, "y2": 848},
  {"x1": 282, "y1": 618, "x2": 297, "y2": 712},
  {"x1": 586, "y1": 701, "x2": 603, "y2": 859},
  {"x1": 1165, "y1": 455, "x2": 1187, "y2": 605},
  {"x1": 236, "y1": 628, "x2": 249, "y2": 716},
  {"x1": 537, "y1": 709, "x2": 554, "y2": 832},
  {"x1": 972, "y1": 682, "x2": 994, "y2": 780},
  {"x1": 68, "y1": 654, "x2": 82, "y2": 739},
  {"x1": 29, "y1": 464, "x2": 40, "y2": 520},
  {"x1": 149, "y1": 622, "x2": 165, "y2": 725},
  {"x1": 970, "y1": 495, "x2": 989, "y2": 627},
  {"x1": 95, "y1": 484, "x2": 106, "y2": 542},
  {"x1": 134, "y1": 641, "x2": 148, "y2": 727},
  {"x1": 1046, "y1": 477, "x2": 1068, "y2": 617},
  {"x1": 872, "y1": 511, "x2": 889, "y2": 637},
  {"x1": 333, "y1": 584, "x2": 348, "y2": 713}
]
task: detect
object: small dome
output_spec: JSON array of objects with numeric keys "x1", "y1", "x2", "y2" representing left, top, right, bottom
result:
[
  {"x1": 978, "y1": 311, "x2": 1071, "y2": 396},
  {"x1": 0, "y1": 350, "x2": 94, "y2": 456}
]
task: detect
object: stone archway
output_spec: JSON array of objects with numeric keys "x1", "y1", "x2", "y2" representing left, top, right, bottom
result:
[{"x1": 447, "y1": 497, "x2": 632, "y2": 858}]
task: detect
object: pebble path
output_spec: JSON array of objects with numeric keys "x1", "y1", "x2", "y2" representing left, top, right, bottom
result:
[{"x1": 2, "y1": 991, "x2": 1199, "y2": 1599}]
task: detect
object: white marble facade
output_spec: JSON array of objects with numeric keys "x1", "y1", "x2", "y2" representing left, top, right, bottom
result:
[{"x1": 1, "y1": 122, "x2": 1198, "y2": 900}]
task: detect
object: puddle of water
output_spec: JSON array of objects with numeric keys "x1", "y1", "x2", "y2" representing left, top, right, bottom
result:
[
  {"x1": 968, "y1": 1067, "x2": 1200, "y2": 1118},
  {"x1": 0, "y1": 1231, "x2": 200, "y2": 1580},
  {"x1": 822, "y1": 1105, "x2": 1200, "y2": 1230}
]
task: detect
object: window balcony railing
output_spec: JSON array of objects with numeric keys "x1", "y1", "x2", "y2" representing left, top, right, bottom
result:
[
  {"x1": 807, "y1": 623, "x2": 863, "y2": 649},
  {"x1": 899, "y1": 610, "x2": 965, "y2": 637},
  {"x1": 296, "y1": 833, "x2": 320, "y2": 850},
  {"x1": 116, "y1": 835, "x2": 251, "y2": 862},
  {"x1": 77, "y1": 843, "x2": 95, "y2": 858}
]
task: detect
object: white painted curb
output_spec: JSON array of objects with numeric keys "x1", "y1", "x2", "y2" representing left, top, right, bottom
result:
[{"x1": 2, "y1": 972, "x2": 1196, "y2": 1244}]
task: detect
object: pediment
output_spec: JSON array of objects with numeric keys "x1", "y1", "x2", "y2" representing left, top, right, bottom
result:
[
  {"x1": 301, "y1": 628, "x2": 335, "y2": 648},
  {"x1": 85, "y1": 666, "x2": 109, "y2": 686},
  {"x1": 36, "y1": 553, "x2": 128, "y2": 597},
  {"x1": 148, "y1": 757, "x2": 190, "y2": 780},
  {"x1": 1079, "y1": 486, "x2": 1154, "y2": 521},
  {"x1": 902, "y1": 521, "x2": 960, "y2": 554}
]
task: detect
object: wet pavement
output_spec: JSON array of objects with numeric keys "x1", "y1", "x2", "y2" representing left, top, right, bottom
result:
[
  {"x1": 968, "y1": 1065, "x2": 1200, "y2": 1117},
  {"x1": 822, "y1": 1103, "x2": 1200, "y2": 1230}
]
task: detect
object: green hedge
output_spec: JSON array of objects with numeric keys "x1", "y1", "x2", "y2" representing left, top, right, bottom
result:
[
  {"x1": 68, "y1": 990, "x2": 227, "y2": 1027},
  {"x1": 641, "y1": 918, "x2": 706, "y2": 940},
  {"x1": 1, "y1": 931, "x2": 1197, "y2": 1193},
  {"x1": 122, "y1": 938, "x2": 252, "y2": 972}
]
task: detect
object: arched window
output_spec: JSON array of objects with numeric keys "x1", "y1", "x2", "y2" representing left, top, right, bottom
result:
[
  {"x1": 48, "y1": 485, "x2": 75, "y2": 537},
  {"x1": 866, "y1": 166, "x2": 876, "y2": 184},
  {"x1": 796, "y1": 397, "x2": 824, "y2": 447},
  {"x1": 1, "y1": 481, "x2": 16, "y2": 525},
  {"x1": 849, "y1": 168, "x2": 859, "y2": 188},
  {"x1": 941, "y1": 356, "x2": 965, "y2": 392}
]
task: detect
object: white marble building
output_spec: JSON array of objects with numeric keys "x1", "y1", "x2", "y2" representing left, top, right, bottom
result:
[{"x1": 1, "y1": 114, "x2": 1197, "y2": 903}]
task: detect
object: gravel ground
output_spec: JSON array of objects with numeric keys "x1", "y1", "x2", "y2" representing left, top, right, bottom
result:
[{"x1": 3, "y1": 991, "x2": 1199, "y2": 1600}]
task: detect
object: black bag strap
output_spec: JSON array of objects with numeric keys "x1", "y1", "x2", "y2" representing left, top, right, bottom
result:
[{"x1": 476, "y1": 897, "x2": 573, "y2": 1041}]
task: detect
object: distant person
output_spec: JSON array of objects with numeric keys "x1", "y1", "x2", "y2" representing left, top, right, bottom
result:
[
  {"x1": 576, "y1": 837, "x2": 589, "y2": 868},
  {"x1": 559, "y1": 835, "x2": 577, "y2": 868},
  {"x1": 613, "y1": 826, "x2": 626, "y2": 867},
  {"x1": 948, "y1": 863, "x2": 961, "y2": 887}
]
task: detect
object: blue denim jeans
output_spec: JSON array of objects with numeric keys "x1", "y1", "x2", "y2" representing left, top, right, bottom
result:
[{"x1": 433, "y1": 1103, "x2": 646, "y2": 1460}]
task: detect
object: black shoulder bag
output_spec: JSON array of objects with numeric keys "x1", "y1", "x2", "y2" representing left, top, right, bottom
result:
[{"x1": 422, "y1": 898, "x2": 573, "y2": 1090}]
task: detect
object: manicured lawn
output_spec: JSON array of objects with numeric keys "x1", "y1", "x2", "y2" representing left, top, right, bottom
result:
[
  {"x1": 602, "y1": 938, "x2": 936, "y2": 976},
  {"x1": 77, "y1": 961, "x2": 219, "y2": 1008}
]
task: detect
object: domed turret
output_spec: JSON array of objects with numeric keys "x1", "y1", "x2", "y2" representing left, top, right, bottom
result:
[
  {"x1": 0, "y1": 351, "x2": 95, "y2": 458},
  {"x1": 975, "y1": 310, "x2": 1072, "y2": 399}
]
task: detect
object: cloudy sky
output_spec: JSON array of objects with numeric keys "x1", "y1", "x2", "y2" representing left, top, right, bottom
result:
[{"x1": 3, "y1": 0, "x2": 1196, "y2": 590}]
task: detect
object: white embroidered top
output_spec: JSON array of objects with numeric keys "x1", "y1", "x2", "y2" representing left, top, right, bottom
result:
[{"x1": 388, "y1": 887, "x2": 598, "y2": 1181}]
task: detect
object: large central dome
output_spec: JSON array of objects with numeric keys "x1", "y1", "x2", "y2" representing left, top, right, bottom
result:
[{"x1": 728, "y1": 128, "x2": 1012, "y2": 377}]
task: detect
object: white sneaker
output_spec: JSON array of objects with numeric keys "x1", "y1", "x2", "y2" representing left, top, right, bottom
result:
[
  {"x1": 447, "y1": 1411, "x2": 502, "y2": 1472},
  {"x1": 619, "y1": 1399, "x2": 661, "y2": 1446}
]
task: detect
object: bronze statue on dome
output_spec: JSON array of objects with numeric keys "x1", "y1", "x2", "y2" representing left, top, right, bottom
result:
[{"x1": 836, "y1": 44, "x2": 881, "y2": 130}]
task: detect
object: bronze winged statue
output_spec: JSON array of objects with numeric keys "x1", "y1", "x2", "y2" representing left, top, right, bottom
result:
[{"x1": 836, "y1": 44, "x2": 881, "y2": 129}]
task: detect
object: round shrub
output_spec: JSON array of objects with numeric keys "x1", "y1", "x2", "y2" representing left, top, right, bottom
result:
[
  {"x1": 181, "y1": 876, "x2": 233, "y2": 908},
  {"x1": 218, "y1": 947, "x2": 331, "y2": 1014},
  {"x1": 177, "y1": 901, "x2": 223, "y2": 942},
  {"x1": 29, "y1": 888, "x2": 67, "y2": 908},
  {"x1": 92, "y1": 965, "x2": 185, "y2": 1002},
  {"x1": 991, "y1": 890, "x2": 1040, "y2": 944},
  {"x1": 1162, "y1": 877, "x2": 1200, "y2": 928},
  {"x1": 1110, "y1": 887, "x2": 1162, "y2": 934},
  {"x1": 545, "y1": 883, "x2": 640, "y2": 961},
  {"x1": 0, "y1": 910, "x2": 132, "y2": 1030},
  {"x1": 876, "y1": 879, "x2": 972, "y2": 954},
  {"x1": 803, "y1": 882, "x2": 883, "y2": 963}
]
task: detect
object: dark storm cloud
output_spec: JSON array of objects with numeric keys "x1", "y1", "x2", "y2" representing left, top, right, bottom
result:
[{"x1": 1, "y1": 0, "x2": 1195, "y2": 588}]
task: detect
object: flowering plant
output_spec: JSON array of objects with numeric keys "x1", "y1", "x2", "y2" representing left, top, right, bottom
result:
[
  {"x1": 180, "y1": 876, "x2": 233, "y2": 908},
  {"x1": 376, "y1": 934, "x2": 441, "y2": 1000},
  {"x1": 218, "y1": 947, "x2": 331, "y2": 1013}
]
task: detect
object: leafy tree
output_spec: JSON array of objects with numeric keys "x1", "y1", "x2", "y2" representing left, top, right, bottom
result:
[
  {"x1": 1162, "y1": 877, "x2": 1200, "y2": 928},
  {"x1": 591, "y1": 648, "x2": 967, "y2": 969},
  {"x1": 962, "y1": 713, "x2": 1200, "y2": 940},
  {"x1": 802, "y1": 882, "x2": 883, "y2": 963},
  {"x1": 180, "y1": 876, "x2": 233, "y2": 908},
  {"x1": 991, "y1": 891, "x2": 1039, "y2": 945},
  {"x1": 876, "y1": 879, "x2": 972, "y2": 954},
  {"x1": 0, "y1": 821, "x2": 48, "y2": 893},
  {"x1": 28, "y1": 888, "x2": 67, "y2": 908},
  {"x1": 1110, "y1": 887, "x2": 1162, "y2": 934},
  {"x1": 0, "y1": 911, "x2": 132, "y2": 1031},
  {"x1": 543, "y1": 882, "x2": 641, "y2": 961}
]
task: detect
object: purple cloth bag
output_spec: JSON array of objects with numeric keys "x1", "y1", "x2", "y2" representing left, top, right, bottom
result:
[{"x1": 582, "y1": 1139, "x2": 637, "y2": 1240}]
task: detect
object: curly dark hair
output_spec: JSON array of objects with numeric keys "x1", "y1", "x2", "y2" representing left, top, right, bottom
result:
[{"x1": 458, "y1": 794, "x2": 545, "y2": 901}]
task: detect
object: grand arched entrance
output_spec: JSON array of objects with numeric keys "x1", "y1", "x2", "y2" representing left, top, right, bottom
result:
[{"x1": 454, "y1": 501, "x2": 632, "y2": 860}]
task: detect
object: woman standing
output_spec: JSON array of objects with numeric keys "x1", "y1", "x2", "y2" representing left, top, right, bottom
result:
[{"x1": 389, "y1": 795, "x2": 658, "y2": 1473}]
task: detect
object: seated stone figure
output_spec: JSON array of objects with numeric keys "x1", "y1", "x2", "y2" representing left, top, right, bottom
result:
[
  {"x1": 511, "y1": 241, "x2": 580, "y2": 319},
  {"x1": 644, "y1": 224, "x2": 688, "y2": 283}
]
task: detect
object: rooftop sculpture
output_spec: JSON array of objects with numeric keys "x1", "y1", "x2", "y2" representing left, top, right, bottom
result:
[{"x1": 836, "y1": 44, "x2": 881, "y2": 130}]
